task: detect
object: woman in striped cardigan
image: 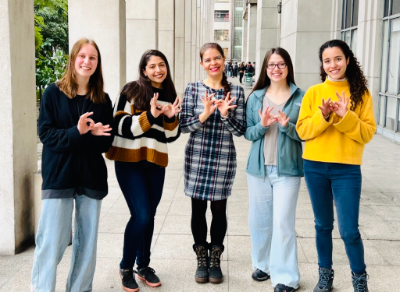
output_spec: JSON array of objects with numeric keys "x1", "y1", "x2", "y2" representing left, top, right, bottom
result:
[{"x1": 106, "y1": 50, "x2": 181, "y2": 292}]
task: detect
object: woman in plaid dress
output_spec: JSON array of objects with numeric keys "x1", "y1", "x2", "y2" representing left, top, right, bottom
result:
[{"x1": 179, "y1": 43, "x2": 246, "y2": 284}]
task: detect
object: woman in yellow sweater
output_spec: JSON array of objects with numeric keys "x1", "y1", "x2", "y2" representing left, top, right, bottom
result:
[{"x1": 296, "y1": 40, "x2": 376, "y2": 292}]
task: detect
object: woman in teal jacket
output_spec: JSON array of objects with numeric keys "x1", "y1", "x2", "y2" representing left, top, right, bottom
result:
[{"x1": 245, "y1": 47, "x2": 304, "y2": 292}]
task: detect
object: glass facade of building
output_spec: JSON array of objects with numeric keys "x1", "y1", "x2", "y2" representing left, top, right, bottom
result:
[
  {"x1": 341, "y1": 0, "x2": 359, "y2": 52},
  {"x1": 232, "y1": 0, "x2": 243, "y2": 60}
]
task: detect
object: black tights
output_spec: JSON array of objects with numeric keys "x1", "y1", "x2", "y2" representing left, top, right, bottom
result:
[{"x1": 191, "y1": 198, "x2": 227, "y2": 246}]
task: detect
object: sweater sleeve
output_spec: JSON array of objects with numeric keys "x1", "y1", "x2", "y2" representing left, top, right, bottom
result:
[
  {"x1": 179, "y1": 83, "x2": 204, "y2": 133},
  {"x1": 296, "y1": 87, "x2": 333, "y2": 140},
  {"x1": 164, "y1": 115, "x2": 181, "y2": 143},
  {"x1": 113, "y1": 93, "x2": 157, "y2": 139},
  {"x1": 332, "y1": 91, "x2": 376, "y2": 144},
  {"x1": 38, "y1": 85, "x2": 84, "y2": 152},
  {"x1": 244, "y1": 94, "x2": 269, "y2": 141},
  {"x1": 221, "y1": 86, "x2": 247, "y2": 137}
]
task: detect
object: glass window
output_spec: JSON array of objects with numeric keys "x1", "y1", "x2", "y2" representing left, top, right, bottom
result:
[
  {"x1": 379, "y1": 95, "x2": 386, "y2": 126},
  {"x1": 381, "y1": 21, "x2": 390, "y2": 92},
  {"x1": 387, "y1": 18, "x2": 400, "y2": 94},
  {"x1": 345, "y1": 0, "x2": 352, "y2": 28},
  {"x1": 214, "y1": 30, "x2": 229, "y2": 41},
  {"x1": 233, "y1": 47, "x2": 242, "y2": 60},
  {"x1": 397, "y1": 101, "x2": 400, "y2": 132},
  {"x1": 234, "y1": 29, "x2": 242, "y2": 45},
  {"x1": 351, "y1": 29, "x2": 358, "y2": 52},
  {"x1": 352, "y1": 0, "x2": 359, "y2": 26},
  {"x1": 384, "y1": 0, "x2": 390, "y2": 16},
  {"x1": 223, "y1": 48, "x2": 228, "y2": 57},
  {"x1": 386, "y1": 96, "x2": 397, "y2": 130},
  {"x1": 393, "y1": 0, "x2": 400, "y2": 15},
  {"x1": 214, "y1": 10, "x2": 229, "y2": 22},
  {"x1": 215, "y1": 0, "x2": 229, "y2": 2}
]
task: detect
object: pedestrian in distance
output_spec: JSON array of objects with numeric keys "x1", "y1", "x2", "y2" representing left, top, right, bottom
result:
[
  {"x1": 106, "y1": 50, "x2": 181, "y2": 292},
  {"x1": 245, "y1": 47, "x2": 305, "y2": 292},
  {"x1": 239, "y1": 62, "x2": 246, "y2": 84},
  {"x1": 233, "y1": 62, "x2": 238, "y2": 78},
  {"x1": 31, "y1": 38, "x2": 114, "y2": 292},
  {"x1": 179, "y1": 42, "x2": 246, "y2": 284},
  {"x1": 296, "y1": 39, "x2": 376, "y2": 292}
]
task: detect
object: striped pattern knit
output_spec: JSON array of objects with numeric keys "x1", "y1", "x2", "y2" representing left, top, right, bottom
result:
[
  {"x1": 179, "y1": 81, "x2": 246, "y2": 201},
  {"x1": 105, "y1": 92, "x2": 180, "y2": 167}
]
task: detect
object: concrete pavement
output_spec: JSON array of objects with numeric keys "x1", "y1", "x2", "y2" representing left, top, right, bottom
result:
[{"x1": 1, "y1": 77, "x2": 399, "y2": 291}]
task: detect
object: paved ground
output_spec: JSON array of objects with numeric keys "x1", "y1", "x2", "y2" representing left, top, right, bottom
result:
[{"x1": 1, "y1": 77, "x2": 400, "y2": 291}]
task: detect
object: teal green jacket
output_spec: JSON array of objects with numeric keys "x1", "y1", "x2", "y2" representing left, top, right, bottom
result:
[{"x1": 244, "y1": 83, "x2": 305, "y2": 177}]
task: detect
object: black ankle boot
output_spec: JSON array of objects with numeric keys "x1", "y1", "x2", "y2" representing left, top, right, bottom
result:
[
  {"x1": 209, "y1": 244, "x2": 224, "y2": 284},
  {"x1": 193, "y1": 244, "x2": 208, "y2": 283},
  {"x1": 352, "y1": 271, "x2": 369, "y2": 292}
]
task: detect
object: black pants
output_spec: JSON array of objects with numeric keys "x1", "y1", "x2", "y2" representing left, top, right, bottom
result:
[
  {"x1": 239, "y1": 72, "x2": 244, "y2": 83},
  {"x1": 191, "y1": 198, "x2": 227, "y2": 246}
]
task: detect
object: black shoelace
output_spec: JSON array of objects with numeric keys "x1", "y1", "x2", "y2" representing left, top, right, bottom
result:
[{"x1": 353, "y1": 273, "x2": 369, "y2": 292}]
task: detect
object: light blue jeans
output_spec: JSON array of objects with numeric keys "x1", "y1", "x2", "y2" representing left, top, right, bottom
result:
[
  {"x1": 31, "y1": 195, "x2": 102, "y2": 292},
  {"x1": 247, "y1": 166, "x2": 301, "y2": 289}
]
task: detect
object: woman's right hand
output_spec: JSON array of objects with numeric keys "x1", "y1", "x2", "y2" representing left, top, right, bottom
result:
[
  {"x1": 199, "y1": 91, "x2": 217, "y2": 123},
  {"x1": 150, "y1": 93, "x2": 165, "y2": 118},
  {"x1": 258, "y1": 106, "x2": 277, "y2": 127},
  {"x1": 77, "y1": 112, "x2": 95, "y2": 135},
  {"x1": 318, "y1": 97, "x2": 332, "y2": 118}
]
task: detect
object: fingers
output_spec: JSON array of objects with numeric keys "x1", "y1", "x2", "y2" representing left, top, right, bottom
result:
[
  {"x1": 153, "y1": 92, "x2": 159, "y2": 102},
  {"x1": 225, "y1": 92, "x2": 230, "y2": 101},
  {"x1": 258, "y1": 109, "x2": 262, "y2": 118},
  {"x1": 335, "y1": 91, "x2": 342, "y2": 102}
]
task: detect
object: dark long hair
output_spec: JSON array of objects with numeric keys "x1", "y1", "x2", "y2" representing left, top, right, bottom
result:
[
  {"x1": 122, "y1": 50, "x2": 177, "y2": 111},
  {"x1": 250, "y1": 47, "x2": 295, "y2": 96},
  {"x1": 199, "y1": 43, "x2": 231, "y2": 96},
  {"x1": 319, "y1": 39, "x2": 367, "y2": 111},
  {"x1": 57, "y1": 38, "x2": 105, "y2": 104}
]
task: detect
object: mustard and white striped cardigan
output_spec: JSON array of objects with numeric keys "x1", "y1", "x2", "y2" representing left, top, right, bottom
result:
[{"x1": 105, "y1": 91, "x2": 180, "y2": 167}]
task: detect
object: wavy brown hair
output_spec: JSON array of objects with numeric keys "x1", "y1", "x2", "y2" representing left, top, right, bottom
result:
[
  {"x1": 199, "y1": 43, "x2": 231, "y2": 96},
  {"x1": 250, "y1": 47, "x2": 295, "y2": 96},
  {"x1": 57, "y1": 38, "x2": 105, "y2": 104},
  {"x1": 122, "y1": 50, "x2": 177, "y2": 111},
  {"x1": 319, "y1": 39, "x2": 368, "y2": 111}
]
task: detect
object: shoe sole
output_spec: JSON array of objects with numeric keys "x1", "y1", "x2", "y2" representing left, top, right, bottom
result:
[
  {"x1": 137, "y1": 274, "x2": 162, "y2": 287},
  {"x1": 252, "y1": 276, "x2": 270, "y2": 282},
  {"x1": 195, "y1": 277, "x2": 209, "y2": 283},
  {"x1": 119, "y1": 273, "x2": 139, "y2": 292},
  {"x1": 209, "y1": 277, "x2": 223, "y2": 284}
]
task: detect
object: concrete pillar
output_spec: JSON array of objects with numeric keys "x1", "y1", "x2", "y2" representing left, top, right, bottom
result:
[
  {"x1": 126, "y1": 0, "x2": 158, "y2": 81},
  {"x1": 159, "y1": 0, "x2": 175, "y2": 79},
  {"x1": 0, "y1": 0, "x2": 36, "y2": 255},
  {"x1": 175, "y1": 0, "x2": 185, "y2": 97},
  {"x1": 246, "y1": 3, "x2": 257, "y2": 63},
  {"x1": 191, "y1": 0, "x2": 198, "y2": 81},
  {"x1": 196, "y1": 0, "x2": 201, "y2": 80},
  {"x1": 69, "y1": 0, "x2": 126, "y2": 101},
  {"x1": 255, "y1": 0, "x2": 280, "y2": 79},
  {"x1": 280, "y1": 0, "x2": 332, "y2": 90},
  {"x1": 185, "y1": 0, "x2": 192, "y2": 87},
  {"x1": 356, "y1": 0, "x2": 384, "y2": 107},
  {"x1": 242, "y1": 16, "x2": 248, "y2": 61}
]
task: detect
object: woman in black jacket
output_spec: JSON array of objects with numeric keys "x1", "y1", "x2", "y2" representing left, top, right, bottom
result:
[{"x1": 31, "y1": 38, "x2": 114, "y2": 292}]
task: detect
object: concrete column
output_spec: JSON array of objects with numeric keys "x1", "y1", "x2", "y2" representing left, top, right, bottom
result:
[
  {"x1": 126, "y1": 0, "x2": 158, "y2": 81},
  {"x1": 191, "y1": 0, "x2": 198, "y2": 81},
  {"x1": 159, "y1": 0, "x2": 175, "y2": 79},
  {"x1": 69, "y1": 0, "x2": 126, "y2": 100},
  {"x1": 175, "y1": 0, "x2": 185, "y2": 97},
  {"x1": 0, "y1": 0, "x2": 36, "y2": 255},
  {"x1": 246, "y1": 3, "x2": 257, "y2": 63},
  {"x1": 356, "y1": 0, "x2": 384, "y2": 107},
  {"x1": 196, "y1": 0, "x2": 201, "y2": 80},
  {"x1": 255, "y1": 0, "x2": 280, "y2": 79},
  {"x1": 280, "y1": 0, "x2": 332, "y2": 89},
  {"x1": 242, "y1": 16, "x2": 248, "y2": 61},
  {"x1": 185, "y1": 0, "x2": 192, "y2": 87}
]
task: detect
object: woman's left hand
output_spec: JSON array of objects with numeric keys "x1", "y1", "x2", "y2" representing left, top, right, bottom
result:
[
  {"x1": 216, "y1": 92, "x2": 237, "y2": 117},
  {"x1": 331, "y1": 91, "x2": 349, "y2": 117},
  {"x1": 163, "y1": 96, "x2": 183, "y2": 118},
  {"x1": 273, "y1": 110, "x2": 290, "y2": 127},
  {"x1": 91, "y1": 122, "x2": 112, "y2": 136}
]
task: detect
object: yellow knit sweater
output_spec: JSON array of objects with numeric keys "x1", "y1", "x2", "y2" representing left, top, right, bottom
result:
[{"x1": 296, "y1": 79, "x2": 376, "y2": 165}]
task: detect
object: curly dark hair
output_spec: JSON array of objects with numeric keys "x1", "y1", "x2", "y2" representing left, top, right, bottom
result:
[
  {"x1": 319, "y1": 39, "x2": 368, "y2": 111},
  {"x1": 319, "y1": 40, "x2": 368, "y2": 111}
]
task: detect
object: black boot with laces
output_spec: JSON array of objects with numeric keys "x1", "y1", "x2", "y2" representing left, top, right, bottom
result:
[
  {"x1": 352, "y1": 271, "x2": 369, "y2": 292},
  {"x1": 193, "y1": 244, "x2": 209, "y2": 283},
  {"x1": 313, "y1": 267, "x2": 334, "y2": 292},
  {"x1": 209, "y1": 244, "x2": 224, "y2": 284}
]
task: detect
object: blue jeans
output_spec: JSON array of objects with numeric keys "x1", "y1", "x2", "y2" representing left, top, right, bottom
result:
[
  {"x1": 115, "y1": 160, "x2": 165, "y2": 270},
  {"x1": 31, "y1": 195, "x2": 102, "y2": 292},
  {"x1": 247, "y1": 166, "x2": 301, "y2": 288},
  {"x1": 303, "y1": 160, "x2": 366, "y2": 274}
]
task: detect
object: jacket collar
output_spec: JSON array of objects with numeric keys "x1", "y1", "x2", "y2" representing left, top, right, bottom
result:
[{"x1": 252, "y1": 82, "x2": 298, "y2": 100}]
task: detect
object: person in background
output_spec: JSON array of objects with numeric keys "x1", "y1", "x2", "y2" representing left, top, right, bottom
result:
[
  {"x1": 296, "y1": 39, "x2": 376, "y2": 292},
  {"x1": 32, "y1": 38, "x2": 114, "y2": 292},
  {"x1": 179, "y1": 42, "x2": 246, "y2": 284},
  {"x1": 233, "y1": 62, "x2": 238, "y2": 78},
  {"x1": 239, "y1": 62, "x2": 246, "y2": 84},
  {"x1": 106, "y1": 50, "x2": 181, "y2": 292},
  {"x1": 245, "y1": 47, "x2": 305, "y2": 292}
]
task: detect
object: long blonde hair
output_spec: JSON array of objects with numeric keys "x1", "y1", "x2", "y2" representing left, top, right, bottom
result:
[{"x1": 57, "y1": 38, "x2": 106, "y2": 104}]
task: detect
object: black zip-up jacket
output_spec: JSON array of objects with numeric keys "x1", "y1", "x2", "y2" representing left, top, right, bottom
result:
[{"x1": 39, "y1": 83, "x2": 114, "y2": 200}]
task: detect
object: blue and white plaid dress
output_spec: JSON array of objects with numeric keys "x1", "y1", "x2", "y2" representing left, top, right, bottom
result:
[{"x1": 179, "y1": 81, "x2": 246, "y2": 201}]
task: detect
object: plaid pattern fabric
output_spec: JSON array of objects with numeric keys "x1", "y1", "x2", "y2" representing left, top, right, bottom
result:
[{"x1": 179, "y1": 81, "x2": 246, "y2": 201}]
